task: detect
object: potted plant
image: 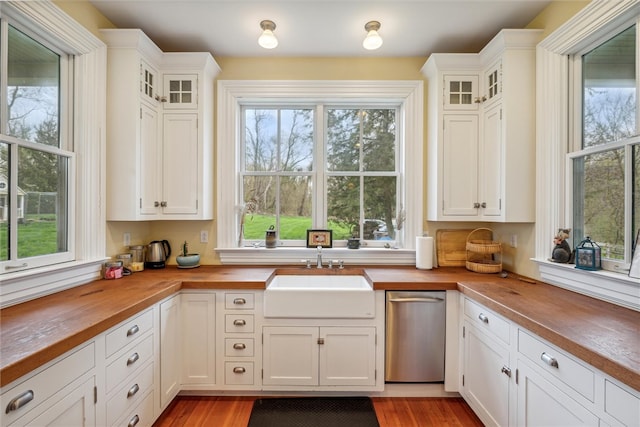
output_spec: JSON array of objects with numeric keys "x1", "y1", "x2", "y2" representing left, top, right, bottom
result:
[{"x1": 176, "y1": 241, "x2": 200, "y2": 268}]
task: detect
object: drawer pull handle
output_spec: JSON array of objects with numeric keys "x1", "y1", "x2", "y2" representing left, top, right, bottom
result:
[
  {"x1": 233, "y1": 298, "x2": 246, "y2": 305},
  {"x1": 541, "y1": 352, "x2": 559, "y2": 368},
  {"x1": 128, "y1": 415, "x2": 140, "y2": 427},
  {"x1": 5, "y1": 390, "x2": 34, "y2": 414},
  {"x1": 233, "y1": 319, "x2": 246, "y2": 326},
  {"x1": 126, "y1": 324, "x2": 140, "y2": 337},
  {"x1": 127, "y1": 352, "x2": 140, "y2": 366},
  {"x1": 233, "y1": 343, "x2": 246, "y2": 350},
  {"x1": 127, "y1": 383, "x2": 140, "y2": 398},
  {"x1": 478, "y1": 313, "x2": 489, "y2": 324},
  {"x1": 233, "y1": 367, "x2": 246, "y2": 374},
  {"x1": 501, "y1": 366, "x2": 512, "y2": 377}
]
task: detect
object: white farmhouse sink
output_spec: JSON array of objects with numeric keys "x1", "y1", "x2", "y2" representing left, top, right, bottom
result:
[{"x1": 264, "y1": 273, "x2": 375, "y2": 318}]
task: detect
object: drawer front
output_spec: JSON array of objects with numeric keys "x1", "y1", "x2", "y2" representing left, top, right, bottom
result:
[
  {"x1": 518, "y1": 330, "x2": 594, "y2": 401},
  {"x1": 1, "y1": 342, "x2": 95, "y2": 426},
  {"x1": 604, "y1": 380, "x2": 640, "y2": 427},
  {"x1": 106, "y1": 309, "x2": 153, "y2": 357},
  {"x1": 106, "y1": 335, "x2": 154, "y2": 394},
  {"x1": 225, "y1": 314, "x2": 254, "y2": 333},
  {"x1": 225, "y1": 293, "x2": 255, "y2": 310},
  {"x1": 106, "y1": 362, "x2": 154, "y2": 426},
  {"x1": 119, "y1": 390, "x2": 155, "y2": 427},
  {"x1": 224, "y1": 362, "x2": 254, "y2": 385},
  {"x1": 464, "y1": 298, "x2": 510, "y2": 344},
  {"x1": 224, "y1": 338, "x2": 254, "y2": 357}
]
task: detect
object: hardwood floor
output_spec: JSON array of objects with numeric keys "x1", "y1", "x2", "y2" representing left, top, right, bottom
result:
[{"x1": 152, "y1": 396, "x2": 484, "y2": 426}]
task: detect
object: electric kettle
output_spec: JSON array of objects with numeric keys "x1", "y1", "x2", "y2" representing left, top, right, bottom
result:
[{"x1": 146, "y1": 240, "x2": 171, "y2": 269}]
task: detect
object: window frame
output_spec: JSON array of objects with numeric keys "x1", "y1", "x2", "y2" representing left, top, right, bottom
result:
[
  {"x1": 239, "y1": 103, "x2": 402, "y2": 248},
  {"x1": 216, "y1": 80, "x2": 423, "y2": 265},
  {"x1": 535, "y1": 0, "x2": 640, "y2": 310},
  {"x1": 0, "y1": 2, "x2": 106, "y2": 308}
]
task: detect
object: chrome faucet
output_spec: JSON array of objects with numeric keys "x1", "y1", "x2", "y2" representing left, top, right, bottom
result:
[{"x1": 316, "y1": 245, "x2": 323, "y2": 268}]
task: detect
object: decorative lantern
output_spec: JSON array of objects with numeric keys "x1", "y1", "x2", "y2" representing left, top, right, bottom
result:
[{"x1": 575, "y1": 237, "x2": 601, "y2": 271}]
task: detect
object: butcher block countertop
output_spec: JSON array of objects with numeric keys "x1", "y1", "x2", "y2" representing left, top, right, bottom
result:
[{"x1": 1, "y1": 265, "x2": 638, "y2": 392}]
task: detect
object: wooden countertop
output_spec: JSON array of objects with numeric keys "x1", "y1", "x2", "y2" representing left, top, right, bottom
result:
[{"x1": 1, "y1": 265, "x2": 638, "y2": 392}]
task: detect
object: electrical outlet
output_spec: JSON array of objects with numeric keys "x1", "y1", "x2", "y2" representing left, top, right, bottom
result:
[
  {"x1": 123, "y1": 232, "x2": 131, "y2": 247},
  {"x1": 200, "y1": 230, "x2": 208, "y2": 243},
  {"x1": 510, "y1": 234, "x2": 518, "y2": 248}
]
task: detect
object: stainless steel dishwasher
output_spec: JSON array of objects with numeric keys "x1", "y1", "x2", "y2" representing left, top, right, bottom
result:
[{"x1": 385, "y1": 291, "x2": 446, "y2": 382}]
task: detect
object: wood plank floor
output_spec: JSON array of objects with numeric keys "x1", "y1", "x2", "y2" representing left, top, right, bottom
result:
[{"x1": 152, "y1": 396, "x2": 484, "y2": 426}]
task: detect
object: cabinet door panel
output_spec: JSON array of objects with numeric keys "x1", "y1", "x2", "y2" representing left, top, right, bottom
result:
[
  {"x1": 181, "y1": 293, "x2": 216, "y2": 384},
  {"x1": 320, "y1": 327, "x2": 376, "y2": 386},
  {"x1": 162, "y1": 113, "x2": 198, "y2": 215},
  {"x1": 160, "y1": 296, "x2": 181, "y2": 408},
  {"x1": 139, "y1": 104, "x2": 160, "y2": 216},
  {"x1": 20, "y1": 377, "x2": 95, "y2": 427},
  {"x1": 443, "y1": 115, "x2": 479, "y2": 216},
  {"x1": 480, "y1": 103, "x2": 502, "y2": 217},
  {"x1": 262, "y1": 326, "x2": 318, "y2": 386},
  {"x1": 463, "y1": 323, "x2": 510, "y2": 427},
  {"x1": 516, "y1": 359, "x2": 598, "y2": 427}
]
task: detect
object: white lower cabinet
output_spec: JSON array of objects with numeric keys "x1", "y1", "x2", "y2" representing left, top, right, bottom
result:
[
  {"x1": 159, "y1": 294, "x2": 181, "y2": 408},
  {"x1": 1, "y1": 342, "x2": 96, "y2": 427},
  {"x1": 460, "y1": 296, "x2": 640, "y2": 427},
  {"x1": 515, "y1": 358, "x2": 598, "y2": 426},
  {"x1": 462, "y1": 321, "x2": 511, "y2": 427},
  {"x1": 262, "y1": 326, "x2": 376, "y2": 387},
  {"x1": 181, "y1": 292, "x2": 216, "y2": 386}
]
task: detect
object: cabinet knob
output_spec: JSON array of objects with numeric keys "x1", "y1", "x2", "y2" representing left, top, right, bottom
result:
[
  {"x1": 233, "y1": 343, "x2": 246, "y2": 350},
  {"x1": 160, "y1": 201, "x2": 167, "y2": 207},
  {"x1": 233, "y1": 298, "x2": 246, "y2": 305},
  {"x1": 478, "y1": 313, "x2": 489, "y2": 324},
  {"x1": 5, "y1": 390, "x2": 34, "y2": 414},
  {"x1": 126, "y1": 324, "x2": 140, "y2": 337},
  {"x1": 233, "y1": 319, "x2": 246, "y2": 326},
  {"x1": 127, "y1": 415, "x2": 140, "y2": 427},
  {"x1": 127, "y1": 383, "x2": 140, "y2": 398},
  {"x1": 154, "y1": 201, "x2": 160, "y2": 207},
  {"x1": 501, "y1": 366, "x2": 512, "y2": 377},
  {"x1": 541, "y1": 352, "x2": 559, "y2": 368},
  {"x1": 233, "y1": 367, "x2": 246, "y2": 374},
  {"x1": 481, "y1": 202, "x2": 487, "y2": 208},
  {"x1": 473, "y1": 202, "x2": 480, "y2": 208},
  {"x1": 126, "y1": 352, "x2": 140, "y2": 366}
]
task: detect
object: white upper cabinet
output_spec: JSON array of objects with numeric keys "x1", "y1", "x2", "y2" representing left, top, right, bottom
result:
[
  {"x1": 423, "y1": 29, "x2": 542, "y2": 222},
  {"x1": 102, "y1": 29, "x2": 220, "y2": 221}
]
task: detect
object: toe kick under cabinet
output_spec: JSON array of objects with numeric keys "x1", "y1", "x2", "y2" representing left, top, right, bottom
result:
[{"x1": 459, "y1": 295, "x2": 640, "y2": 427}]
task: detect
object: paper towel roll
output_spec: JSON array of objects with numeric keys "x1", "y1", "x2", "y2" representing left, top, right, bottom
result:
[{"x1": 416, "y1": 236, "x2": 434, "y2": 270}]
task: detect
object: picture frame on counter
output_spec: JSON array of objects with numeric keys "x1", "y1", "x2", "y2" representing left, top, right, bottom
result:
[{"x1": 306, "y1": 229, "x2": 333, "y2": 248}]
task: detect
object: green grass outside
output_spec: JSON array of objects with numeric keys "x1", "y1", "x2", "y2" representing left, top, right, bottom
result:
[
  {"x1": 243, "y1": 214, "x2": 352, "y2": 241},
  {"x1": 0, "y1": 215, "x2": 59, "y2": 259}
]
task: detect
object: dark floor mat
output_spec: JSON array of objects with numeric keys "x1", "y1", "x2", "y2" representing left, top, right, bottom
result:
[{"x1": 247, "y1": 396, "x2": 380, "y2": 427}]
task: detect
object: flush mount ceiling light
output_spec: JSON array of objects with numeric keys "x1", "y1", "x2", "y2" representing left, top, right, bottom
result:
[
  {"x1": 258, "y1": 20, "x2": 278, "y2": 49},
  {"x1": 362, "y1": 20, "x2": 383, "y2": 50}
]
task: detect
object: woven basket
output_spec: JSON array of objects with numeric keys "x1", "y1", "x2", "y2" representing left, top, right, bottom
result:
[{"x1": 466, "y1": 228, "x2": 502, "y2": 273}]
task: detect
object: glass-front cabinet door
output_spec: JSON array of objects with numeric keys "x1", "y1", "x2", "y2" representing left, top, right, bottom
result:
[
  {"x1": 443, "y1": 74, "x2": 479, "y2": 110},
  {"x1": 483, "y1": 60, "x2": 502, "y2": 106},
  {"x1": 140, "y1": 60, "x2": 160, "y2": 106},
  {"x1": 163, "y1": 74, "x2": 198, "y2": 109}
]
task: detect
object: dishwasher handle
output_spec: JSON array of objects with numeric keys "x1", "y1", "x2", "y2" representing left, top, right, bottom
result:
[{"x1": 388, "y1": 297, "x2": 444, "y2": 303}]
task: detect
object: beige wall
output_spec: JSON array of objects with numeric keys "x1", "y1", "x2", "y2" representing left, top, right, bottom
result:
[{"x1": 58, "y1": 0, "x2": 586, "y2": 272}]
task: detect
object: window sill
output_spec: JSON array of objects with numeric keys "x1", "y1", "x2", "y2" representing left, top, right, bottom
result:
[
  {"x1": 533, "y1": 258, "x2": 639, "y2": 311},
  {"x1": 1, "y1": 258, "x2": 106, "y2": 308},
  {"x1": 216, "y1": 247, "x2": 416, "y2": 266}
]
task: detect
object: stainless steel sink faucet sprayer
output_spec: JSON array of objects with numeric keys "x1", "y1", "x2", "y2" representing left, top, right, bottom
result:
[{"x1": 317, "y1": 245, "x2": 323, "y2": 269}]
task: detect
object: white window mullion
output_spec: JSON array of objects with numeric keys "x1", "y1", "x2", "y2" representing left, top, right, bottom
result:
[{"x1": 315, "y1": 104, "x2": 326, "y2": 228}]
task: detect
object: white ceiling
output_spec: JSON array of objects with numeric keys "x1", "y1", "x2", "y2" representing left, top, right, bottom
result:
[{"x1": 89, "y1": 0, "x2": 554, "y2": 57}]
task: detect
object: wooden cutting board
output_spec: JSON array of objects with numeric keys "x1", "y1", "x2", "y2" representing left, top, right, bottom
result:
[{"x1": 436, "y1": 228, "x2": 493, "y2": 267}]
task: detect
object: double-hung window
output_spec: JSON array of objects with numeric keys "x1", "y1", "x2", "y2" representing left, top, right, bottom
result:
[
  {"x1": 570, "y1": 21, "x2": 639, "y2": 271},
  {"x1": 0, "y1": 19, "x2": 73, "y2": 270},
  {"x1": 240, "y1": 105, "x2": 399, "y2": 247},
  {"x1": 217, "y1": 80, "x2": 422, "y2": 264}
]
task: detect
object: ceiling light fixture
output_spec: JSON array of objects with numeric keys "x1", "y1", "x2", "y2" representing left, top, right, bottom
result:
[
  {"x1": 362, "y1": 21, "x2": 383, "y2": 50},
  {"x1": 258, "y1": 20, "x2": 278, "y2": 49}
]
